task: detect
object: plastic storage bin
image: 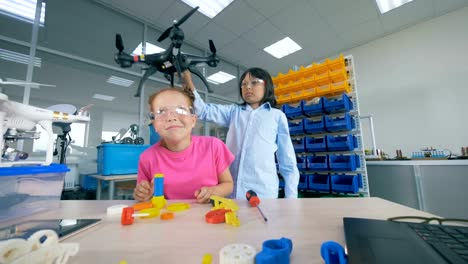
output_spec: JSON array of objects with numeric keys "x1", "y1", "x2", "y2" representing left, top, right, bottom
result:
[
  {"x1": 331, "y1": 173, "x2": 362, "y2": 193},
  {"x1": 326, "y1": 134, "x2": 356, "y2": 151},
  {"x1": 292, "y1": 137, "x2": 306, "y2": 152},
  {"x1": 323, "y1": 93, "x2": 353, "y2": 113},
  {"x1": 304, "y1": 117, "x2": 326, "y2": 133},
  {"x1": 288, "y1": 120, "x2": 304, "y2": 135},
  {"x1": 306, "y1": 155, "x2": 328, "y2": 171},
  {"x1": 328, "y1": 154, "x2": 360, "y2": 171},
  {"x1": 283, "y1": 101, "x2": 304, "y2": 119},
  {"x1": 305, "y1": 136, "x2": 327, "y2": 152},
  {"x1": 308, "y1": 173, "x2": 330, "y2": 192},
  {"x1": 298, "y1": 174, "x2": 308, "y2": 190},
  {"x1": 325, "y1": 113, "x2": 355, "y2": 132},
  {"x1": 0, "y1": 164, "x2": 69, "y2": 222},
  {"x1": 296, "y1": 157, "x2": 307, "y2": 171},
  {"x1": 97, "y1": 144, "x2": 150, "y2": 175},
  {"x1": 302, "y1": 98, "x2": 324, "y2": 116}
]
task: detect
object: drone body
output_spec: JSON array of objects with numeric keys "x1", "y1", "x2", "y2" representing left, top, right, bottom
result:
[{"x1": 114, "y1": 6, "x2": 220, "y2": 97}]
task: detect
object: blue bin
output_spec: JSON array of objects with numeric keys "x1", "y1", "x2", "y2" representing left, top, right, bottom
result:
[
  {"x1": 283, "y1": 101, "x2": 304, "y2": 119},
  {"x1": 308, "y1": 173, "x2": 330, "y2": 192},
  {"x1": 292, "y1": 137, "x2": 306, "y2": 152},
  {"x1": 325, "y1": 113, "x2": 355, "y2": 132},
  {"x1": 97, "y1": 144, "x2": 151, "y2": 175},
  {"x1": 328, "y1": 154, "x2": 360, "y2": 171},
  {"x1": 304, "y1": 117, "x2": 326, "y2": 133},
  {"x1": 331, "y1": 173, "x2": 362, "y2": 193},
  {"x1": 305, "y1": 136, "x2": 327, "y2": 152},
  {"x1": 288, "y1": 120, "x2": 304, "y2": 135},
  {"x1": 323, "y1": 93, "x2": 353, "y2": 113},
  {"x1": 298, "y1": 174, "x2": 308, "y2": 190},
  {"x1": 296, "y1": 157, "x2": 307, "y2": 171},
  {"x1": 306, "y1": 155, "x2": 328, "y2": 171},
  {"x1": 327, "y1": 134, "x2": 356, "y2": 151},
  {"x1": 302, "y1": 97, "x2": 324, "y2": 116}
]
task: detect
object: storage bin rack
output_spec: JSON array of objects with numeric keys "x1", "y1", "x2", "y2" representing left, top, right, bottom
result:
[{"x1": 275, "y1": 55, "x2": 369, "y2": 196}]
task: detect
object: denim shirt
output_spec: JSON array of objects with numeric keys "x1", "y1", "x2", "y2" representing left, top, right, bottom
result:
[{"x1": 193, "y1": 90, "x2": 299, "y2": 199}]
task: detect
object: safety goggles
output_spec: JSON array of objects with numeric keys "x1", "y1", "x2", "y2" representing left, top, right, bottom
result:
[{"x1": 149, "y1": 105, "x2": 195, "y2": 120}]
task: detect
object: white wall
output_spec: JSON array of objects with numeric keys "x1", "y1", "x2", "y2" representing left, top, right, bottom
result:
[{"x1": 346, "y1": 6, "x2": 468, "y2": 157}]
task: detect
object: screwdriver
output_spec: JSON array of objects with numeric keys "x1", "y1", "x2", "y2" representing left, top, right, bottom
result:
[{"x1": 246, "y1": 190, "x2": 268, "y2": 222}]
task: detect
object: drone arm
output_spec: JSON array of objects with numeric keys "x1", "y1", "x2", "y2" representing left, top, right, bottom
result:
[
  {"x1": 188, "y1": 66, "x2": 213, "y2": 93},
  {"x1": 135, "y1": 66, "x2": 158, "y2": 97},
  {"x1": 184, "y1": 54, "x2": 219, "y2": 68}
]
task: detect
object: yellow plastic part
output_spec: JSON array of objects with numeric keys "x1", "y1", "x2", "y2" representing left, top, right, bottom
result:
[
  {"x1": 151, "y1": 196, "x2": 166, "y2": 209},
  {"x1": 202, "y1": 253, "x2": 213, "y2": 264},
  {"x1": 167, "y1": 202, "x2": 190, "y2": 212},
  {"x1": 225, "y1": 211, "x2": 240, "y2": 227},
  {"x1": 138, "y1": 208, "x2": 160, "y2": 218},
  {"x1": 210, "y1": 196, "x2": 239, "y2": 212}
]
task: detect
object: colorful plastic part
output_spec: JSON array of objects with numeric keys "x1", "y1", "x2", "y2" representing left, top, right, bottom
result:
[
  {"x1": 219, "y1": 244, "x2": 256, "y2": 264},
  {"x1": 139, "y1": 208, "x2": 160, "y2": 218},
  {"x1": 209, "y1": 196, "x2": 239, "y2": 211},
  {"x1": 201, "y1": 253, "x2": 213, "y2": 264},
  {"x1": 205, "y1": 209, "x2": 231, "y2": 224},
  {"x1": 167, "y1": 202, "x2": 190, "y2": 212},
  {"x1": 152, "y1": 173, "x2": 166, "y2": 209},
  {"x1": 160, "y1": 212, "x2": 174, "y2": 220},
  {"x1": 133, "y1": 201, "x2": 153, "y2": 211},
  {"x1": 121, "y1": 207, "x2": 159, "y2": 225},
  {"x1": 225, "y1": 211, "x2": 240, "y2": 227},
  {"x1": 255, "y1": 237, "x2": 293, "y2": 264},
  {"x1": 320, "y1": 241, "x2": 348, "y2": 264}
]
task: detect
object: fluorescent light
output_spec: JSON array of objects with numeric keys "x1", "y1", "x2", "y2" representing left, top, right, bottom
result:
[
  {"x1": 93, "y1": 94, "x2": 115, "y2": 101},
  {"x1": 207, "y1": 71, "x2": 236, "y2": 85},
  {"x1": 0, "y1": 0, "x2": 46, "y2": 25},
  {"x1": 181, "y1": 0, "x2": 234, "y2": 19},
  {"x1": 106, "y1": 76, "x2": 134, "y2": 87},
  {"x1": 5, "y1": 78, "x2": 39, "y2": 88},
  {"x1": 132, "y1": 42, "x2": 165, "y2": 55},
  {"x1": 264, "y1": 37, "x2": 302, "y2": 59},
  {"x1": 0, "y1": 48, "x2": 41, "y2": 67},
  {"x1": 376, "y1": 0, "x2": 414, "y2": 14}
]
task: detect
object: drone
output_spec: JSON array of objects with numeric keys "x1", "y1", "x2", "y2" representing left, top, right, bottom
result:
[{"x1": 114, "y1": 6, "x2": 220, "y2": 97}]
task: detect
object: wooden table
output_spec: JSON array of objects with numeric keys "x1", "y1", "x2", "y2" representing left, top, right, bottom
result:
[
  {"x1": 25, "y1": 197, "x2": 436, "y2": 263},
  {"x1": 89, "y1": 174, "x2": 137, "y2": 200}
]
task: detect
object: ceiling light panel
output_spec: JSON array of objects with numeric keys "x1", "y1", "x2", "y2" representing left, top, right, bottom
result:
[
  {"x1": 0, "y1": 0, "x2": 46, "y2": 25},
  {"x1": 92, "y1": 94, "x2": 115, "y2": 101},
  {"x1": 263, "y1": 37, "x2": 302, "y2": 59},
  {"x1": 207, "y1": 71, "x2": 236, "y2": 85},
  {"x1": 131, "y1": 42, "x2": 165, "y2": 55},
  {"x1": 106, "y1": 76, "x2": 134, "y2": 87},
  {"x1": 0, "y1": 48, "x2": 41, "y2": 67},
  {"x1": 376, "y1": 0, "x2": 414, "y2": 14},
  {"x1": 181, "y1": 0, "x2": 234, "y2": 19}
]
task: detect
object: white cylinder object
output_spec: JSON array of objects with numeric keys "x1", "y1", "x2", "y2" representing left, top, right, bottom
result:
[{"x1": 219, "y1": 244, "x2": 256, "y2": 264}]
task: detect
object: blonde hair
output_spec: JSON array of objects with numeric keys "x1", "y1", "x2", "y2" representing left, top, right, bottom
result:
[{"x1": 148, "y1": 87, "x2": 195, "y2": 111}]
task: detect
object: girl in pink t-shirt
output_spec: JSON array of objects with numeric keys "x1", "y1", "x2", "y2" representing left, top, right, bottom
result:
[{"x1": 133, "y1": 88, "x2": 234, "y2": 203}]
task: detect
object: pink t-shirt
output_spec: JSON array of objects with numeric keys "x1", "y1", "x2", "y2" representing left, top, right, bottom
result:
[{"x1": 137, "y1": 136, "x2": 234, "y2": 199}]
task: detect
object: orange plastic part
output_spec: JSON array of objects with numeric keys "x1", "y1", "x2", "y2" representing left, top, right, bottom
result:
[
  {"x1": 121, "y1": 207, "x2": 135, "y2": 225},
  {"x1": 132, "y1": 201, "x2": 153, "y2": 211},
  {"x1": 205, "y1": 209, "x2": 231, "y2": 224},
  {"x1": 160, "y1": 211, "x2": 174, "y2": 220}
]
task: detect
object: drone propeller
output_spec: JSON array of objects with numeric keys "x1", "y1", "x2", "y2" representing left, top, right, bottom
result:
[
  {"x1": 209, "y1": 39, "x2": 216, "y2": 54},
  {"x1": 116, "y1": 34, "x2": 124, "y2": 53},
  {"x1": 157, "y1": 6, "x2": 199, "y2": 42}
]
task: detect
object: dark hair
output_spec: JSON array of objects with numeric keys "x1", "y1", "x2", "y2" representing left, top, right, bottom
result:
[
  {"x1": 239, "y1": 67, "x2": 277, "y2": 108},
  {"x1": 148, "y1": 87, "x2": 195, "y2": 111}
]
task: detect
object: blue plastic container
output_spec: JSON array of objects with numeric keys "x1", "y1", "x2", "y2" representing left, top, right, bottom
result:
[
  {"x1": 327, "y1": 134, "x2": 356, "y2": 151},
  {"x1": 323, "y1": 93, "x2": 353, "y2": 113},
  {"x1": 305, "y1": 136, "x2": 327, "y2": 152},
  {"x1": 302, "y1": 97, "x2": 324, "y2": 116},
  {"x1": 324, "y1": 113, "x2": 355, "y2": 132},
  {"x1": 304, "y1": 117, "x2": 326, "y2": 133},
  {"x1": 292, "y1": 137, "x2": 306, "y2": 152},
  {"x1": 97, "y1": 144, "x2": 150, "y2": 175},
  {"x1": 331, "y1": 173, "x2": 362, "y2": 193},
  {"x1": 283, "y1": 101, "x2": 304, "y2": 119},
  {"x1": 288, "y1": 120, "x2": 304, "y2": 135},
  {"x1": 298, "y1": 174, "x2": 308, "y2": 190},
  {"x1": 306, "y1": 155, "x2": 329, "y2": 171},
  {"x1": 296, "y1": 157, "x2": 307, "y2": 171},
  {"x1": 328, "y1": 154, "x2": 360, "y2": 171},
  {"x1": 308, "y1": 173, "x2": 330, "y2": 192},
  {"x1": 0, "y1": 164, "x2": 69, "y2": 222}
]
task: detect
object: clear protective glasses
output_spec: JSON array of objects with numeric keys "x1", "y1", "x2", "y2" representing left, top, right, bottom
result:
[
  {"x1": 150, "y1": 105, "x2": 195, "y2": 120},
  {"x1": 241, "y1": 78, "x2": 264, "y2": 89}
]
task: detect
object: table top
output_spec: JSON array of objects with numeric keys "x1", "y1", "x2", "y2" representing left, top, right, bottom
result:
[
  {"x1": 26, "y1": 197, "x2": 435, "y2": 263},
  {"x1": 366, "y1": 159, "x2": 468, "y2": 166},
  {"x1": 89, "y1": 174, "x2": 137, "y2": 180}
]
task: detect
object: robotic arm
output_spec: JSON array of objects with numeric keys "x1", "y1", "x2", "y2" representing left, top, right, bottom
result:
[{"x1": 114, "y1": 6, "x2": 220, "y2": 97}]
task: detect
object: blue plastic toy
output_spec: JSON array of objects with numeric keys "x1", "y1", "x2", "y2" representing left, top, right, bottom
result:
[
  {"x1": 255, "y1": 237, "x2": 293, "y2": 264},
  {"x1": 321, "y1": 241, "x2": 348, "y2": 264}
]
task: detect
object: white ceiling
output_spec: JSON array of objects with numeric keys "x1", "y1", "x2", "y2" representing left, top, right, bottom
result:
[{"x1": 95, "y1": 0, "x2": 468, "y2": 75}]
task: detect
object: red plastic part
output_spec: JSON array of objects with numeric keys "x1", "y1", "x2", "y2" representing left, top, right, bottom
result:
[
  {"x1": 246, "y1": 190, "x2": 260, "y2": 207},
  {"x1": 205, "y1": 209, "x2": 231, "y2": 224},
  {"x1": 121, "y1": 207, "x2": 135, "y2": 225}
]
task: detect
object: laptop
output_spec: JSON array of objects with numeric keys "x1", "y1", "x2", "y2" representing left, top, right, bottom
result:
[{"x1": 343, "y1": 217, "x2": 468, "y2": 264}]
